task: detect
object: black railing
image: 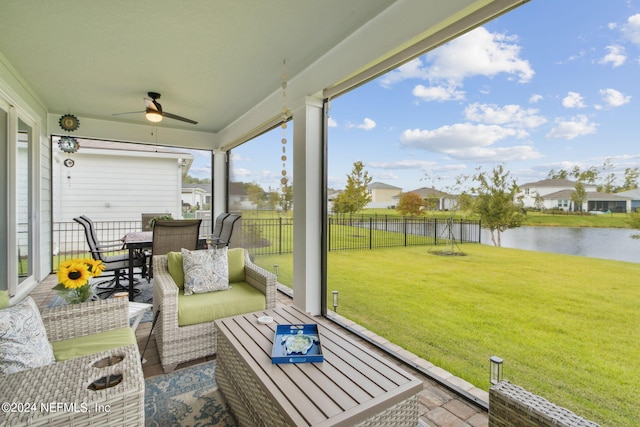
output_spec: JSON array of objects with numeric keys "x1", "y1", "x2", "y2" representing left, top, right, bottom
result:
[{"x1": 52, "y1": 215, "x2": 480, "y2": 270}]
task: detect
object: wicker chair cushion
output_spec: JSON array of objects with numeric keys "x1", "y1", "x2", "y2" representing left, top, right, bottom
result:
[
  {"x1": 167, "y1": 247, "x2": 245, "y2": 290},
  {"x1": 51, "y1": 327, "x2": 137, "y2": 361},
  {"x1": 0, "y1": 297, "x2": 55, "y2": 374},
  {"x1": 0, "y1": 291, "x2": 9, "y2": 309},
  {"x1": 182, "y1": 247, "x2": 230, "y2": 295},
  {"x1": 177, "y1": 282, "x2": 266, "y2": 326}
]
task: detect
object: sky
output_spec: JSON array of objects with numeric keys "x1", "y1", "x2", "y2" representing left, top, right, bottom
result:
[{"x1": 195, "y1": 0, "x2": 640, "y2": 194}]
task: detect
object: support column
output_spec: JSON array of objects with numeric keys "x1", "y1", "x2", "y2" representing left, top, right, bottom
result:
[
  {"x1": 292, "y1": 96, "x2": 324, "y2": 315},
  {"x1": 212, "y1": 149, "x2": 227, "y2": 218}
]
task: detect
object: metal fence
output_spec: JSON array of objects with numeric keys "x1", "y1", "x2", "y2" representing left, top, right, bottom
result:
[{"x1": 52, "y1": 215, "x2": 480, "y2": 270}]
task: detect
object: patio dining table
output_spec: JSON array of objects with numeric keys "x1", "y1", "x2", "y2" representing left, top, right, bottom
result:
[{"x1": 121, "y1": 231, "x2": 207, "y2": 300}]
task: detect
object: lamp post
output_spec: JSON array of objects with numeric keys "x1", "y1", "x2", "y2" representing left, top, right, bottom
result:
[
  {"x1": 332, "y1": 290, "x2": 339, "y2": 312},
  {"x1": 490, "y1": 356, "x2": 503, "y2": 385}
]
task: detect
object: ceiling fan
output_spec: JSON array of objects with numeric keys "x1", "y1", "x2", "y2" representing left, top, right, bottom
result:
[{"x1": 113, "y1": 92, "x2": 198, "y2": 124}]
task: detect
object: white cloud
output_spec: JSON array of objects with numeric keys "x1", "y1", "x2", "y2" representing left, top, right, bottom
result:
[
  {"x1": 346, "y1": 117, "x2": 376, "y2": 130},
  {"x1": 622, "y1": 13, "x2": 640, "y2": 45},
  {"x1": 422, "y1": 26, "x2": 534, "y2": 84},
  {"x1": 379, "y1": 58, "x2": 428, "y2": 88},
  {"x1": 599, "y1": 88, "x2": 631, "y2": 108},
  {"x1": 562, "y1": 92, "x2": 587, "y2": 109},
  {"x1": 529, "y1": 94, "x2": 543, "y2": 103},
  {"x1": 368, "y1": 160, "x2": 438, "y2": 170},
  {"x1": 412, "y1": 84, "x2": 465, "y2": 102},
  {"x1": 546, "y1": 115, "x2": 597, "y2": 140},
  {"x1": 464, "y1": 103, "x2": 546, "y2": 129},
  {"x1": 328, "y1": 117, "x2": 338, "y2": 128},
  {"x1": 357, "y1": 118, "x2": 376, "y2": 130},
  {"x1": 399, "y1": 123, "x2": 541, "y2": 161},
  {"x1": 379, "y1": 26, "x2": 534, "y2": 96},
  {"x1": 599, "y1": 45, "x2": 626, "y2": 67},
  {"x1": 231, "y1": 167, "x2": 251, "y2": 177}
]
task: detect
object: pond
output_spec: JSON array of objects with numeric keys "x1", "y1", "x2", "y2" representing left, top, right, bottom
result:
[{"x1": 480, "y1": 226, "x2": 640, "y2": 264}]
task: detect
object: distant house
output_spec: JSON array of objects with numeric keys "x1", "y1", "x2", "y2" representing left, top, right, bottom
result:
[
  {"x1": 182, "y1": 183, "x2": 211, "y2": 210},
  {"x1": 229, "y1": 181, "x2": 254, "y2": 210},
  {"x1": 616, "y1": 188, "x2": 640, "y2": 211},
  {"x1": 53, "y1": 138, "x2": 193, "y2": 223},
  {"x1": 518, "y1": 178, "x2": 629, "y2": 212},
  {"x1": 366, "y1": 182, "x2": 402, "y2": 209},
  {"x1": 396, "y1": 187, "x2": 458, "y2": 211}
]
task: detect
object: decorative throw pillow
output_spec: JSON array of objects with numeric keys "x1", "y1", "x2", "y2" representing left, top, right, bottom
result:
[
  {"x1": 0, "y1": 297, "x2": 56, "y2": 374},
  {"x1": 182, "y1": 247, "x2": 230, "y2": 295}
]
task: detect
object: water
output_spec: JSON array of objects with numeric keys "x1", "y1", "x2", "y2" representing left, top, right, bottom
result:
[{"x1": 480, "y1": 226, "x2": 640, "y2": 264}]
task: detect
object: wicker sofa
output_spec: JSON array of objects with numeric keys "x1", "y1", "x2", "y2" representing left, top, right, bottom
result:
[
  {"x1": 489, "y1": 381, "x2": 600, "y2": 427},
  {"x1": 0, "y1": 298, "x2": 145, "y2": 426},
  {"x1": 152, "y1": 248, "x2": 277, "y2": 373}
]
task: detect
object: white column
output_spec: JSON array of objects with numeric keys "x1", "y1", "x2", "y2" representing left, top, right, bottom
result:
[
  {"x1": 212, "y1": 149, "x2": 227, "y2": 217},
  {"x1": 292, "y1": 96, "x2": 324, "y2": 315}
]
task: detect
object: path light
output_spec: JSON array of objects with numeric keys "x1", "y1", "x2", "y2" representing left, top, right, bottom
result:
[
  {"x1": 332, "y1": 290, "x2": 339, "y2": 312},
  {"x1": 490, "y1": 355, "x2": 503, "y2": 385},
  {"x1": 273, "y1": 264, "x2": 279, "y2": 278}
]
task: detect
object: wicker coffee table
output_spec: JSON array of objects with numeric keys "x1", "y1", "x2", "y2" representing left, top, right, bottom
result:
[{"x1": 215, "y1": 305, "x2": 421, "y2": 427}]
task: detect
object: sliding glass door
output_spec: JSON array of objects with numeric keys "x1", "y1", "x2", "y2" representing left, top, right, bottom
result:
[{"x1": 16, "y1": 118, "x2": 33, "y2": 285}]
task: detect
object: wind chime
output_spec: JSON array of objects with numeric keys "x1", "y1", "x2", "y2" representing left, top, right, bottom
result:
[
  {"x1": 280, "y1": 60, "x2": 291, "y2": 200},
  {"x1": 58, "y1": 114, "x2": 80, "y2": 180}
]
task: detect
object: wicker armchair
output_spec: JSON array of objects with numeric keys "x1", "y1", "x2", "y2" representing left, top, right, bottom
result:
[
  {"x1": 152, "y1": 250, "x2": 276, "y2": 373},
  {"x1": 0, "y1": 298, "x2": 145, "y2": 426}
]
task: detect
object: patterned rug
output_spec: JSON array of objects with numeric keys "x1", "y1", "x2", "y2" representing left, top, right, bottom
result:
[{"x1": 144, "y1": 361, "x2": 237, "y2": 427}]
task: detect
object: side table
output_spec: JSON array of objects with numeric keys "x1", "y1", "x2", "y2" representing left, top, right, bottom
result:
[{"x1": 128, "y1": 301, "x2": 152, "y2": 331}]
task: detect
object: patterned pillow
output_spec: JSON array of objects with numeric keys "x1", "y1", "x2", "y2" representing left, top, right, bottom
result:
[
  {"x1": 0, "y1": 297, "x2": 56, "y2": 374},
  {"x1": 182, "y1": 247, "x2": 230, "y2": 295}
]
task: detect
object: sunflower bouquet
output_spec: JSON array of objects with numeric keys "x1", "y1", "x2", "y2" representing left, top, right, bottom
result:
[{"x1": 53, "y1": 258, "x2": 105, "y2": 304}]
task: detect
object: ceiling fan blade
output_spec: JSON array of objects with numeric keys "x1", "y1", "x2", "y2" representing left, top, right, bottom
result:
[
  {"x1": 145, "y1": 98, "x2": 162, "y2": 112},
  {"x1": 162, "y1": 111, "x2": 198, "y2": 125},
  {"x1": 112, "y1": 110, "x2": 145, "y2": 116}
]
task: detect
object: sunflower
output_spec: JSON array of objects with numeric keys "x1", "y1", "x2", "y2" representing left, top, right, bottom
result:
[
  {"x1": 57, "y1": 262, "x2": 91, "y2": 289},
  {"x1": 84, "y1": 258, "x2": 105, "y2": 277}
]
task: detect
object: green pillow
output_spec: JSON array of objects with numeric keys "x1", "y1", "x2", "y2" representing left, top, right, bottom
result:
[
  {"x1": 228, "y1": 248, "x2": 245, "y2": 282},
  {"x1": 166, "y1": 248, "x2": 245, "y2": 288},
  {"x1": 167, "y1": 251, "x2": 184, "y2": 289},
  {"x1": 0, "y1": 291, "x2": 9, "y2": 310}
]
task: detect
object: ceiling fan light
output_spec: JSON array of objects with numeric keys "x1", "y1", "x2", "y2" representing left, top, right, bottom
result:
[{"x1": 145, "y1": 109, "x2": 163, "y2": 122}]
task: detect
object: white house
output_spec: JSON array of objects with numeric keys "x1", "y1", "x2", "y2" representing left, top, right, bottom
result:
[
  {"x1": 518, "y1": 178, "x2": 630, "y2": 212},
  {"x1": 182, "y1": 183, "x2": 210, "y2": 211},
  {"x1": 396, "y1": 187, "x2": 459, "y2": 211},
  {"x1": 53, "y1": 138, "x2": 193, "y2": 223}
]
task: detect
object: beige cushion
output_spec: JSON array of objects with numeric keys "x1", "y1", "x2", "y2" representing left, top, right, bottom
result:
[
  {"x1": 177, "y1": 282, "x2": 266, "y2": 326},
  {"x1": 51, "y1": 327, "x2": 137, "y2": 361},
  {"x1": 182, "y1": 247, "x2": 230, "y2": 295}
]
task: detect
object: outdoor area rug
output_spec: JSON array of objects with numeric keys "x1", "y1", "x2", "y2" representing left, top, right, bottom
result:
[{"x1": 144, "y1": 361, "x2": 237, "y2": 427}]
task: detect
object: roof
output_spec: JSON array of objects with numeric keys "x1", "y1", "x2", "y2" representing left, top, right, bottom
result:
[
  {"x1": 368, "y1": 182, "x2": 402, "y2": 190},
  {"x1": 405, "y1": 187, "x2": 451, "y2": 198},
  {"x1": 543, "y1": 190, "x2": 631, "y2": 201},
  {"x1": 520, "y1": 178, "x2": 578, "y2": 188},
  {"x1": 616, "y1": 188, "x2": 640, "y2": 199}
]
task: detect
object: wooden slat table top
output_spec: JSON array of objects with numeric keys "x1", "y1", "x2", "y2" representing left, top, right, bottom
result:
[{"x1": 215, "y1": 305, "x2": 422, "y2": 427}]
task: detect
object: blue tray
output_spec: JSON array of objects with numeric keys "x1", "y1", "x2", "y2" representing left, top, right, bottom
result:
[{"x1": 271, "y1": 324, "x2": 324, "y2": 364}]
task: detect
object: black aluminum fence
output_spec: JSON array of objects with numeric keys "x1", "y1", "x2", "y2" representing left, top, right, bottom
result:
[{"x1": 52, "y1": 215, "x2": 480, "y2": 270}]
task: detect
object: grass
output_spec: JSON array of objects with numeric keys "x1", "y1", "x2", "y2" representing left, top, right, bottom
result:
[{"x1": 254, "y1": 245, "x2": 640, "y2": 426}]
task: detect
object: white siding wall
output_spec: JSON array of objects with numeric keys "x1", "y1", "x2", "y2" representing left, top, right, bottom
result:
[{"x1": 53, "y1": 150, "x2": 183, "y2": 223}]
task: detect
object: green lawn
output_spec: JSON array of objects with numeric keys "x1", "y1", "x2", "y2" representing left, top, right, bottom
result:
[{"x1": 254, "y1": 245, "x2": 640, "y2": 426}]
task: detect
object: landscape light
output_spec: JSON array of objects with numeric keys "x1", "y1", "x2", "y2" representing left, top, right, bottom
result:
[
  {"x1": 490, "y1": 355, "x2": 503, "y2": 385},
  {"x1": 332, "y1": 290, "x2": 339, "y2": 312}
]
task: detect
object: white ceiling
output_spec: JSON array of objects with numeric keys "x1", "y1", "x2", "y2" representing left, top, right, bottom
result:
[{"x1": 0, "y1": 0, "x2": 526, "y2": 139}]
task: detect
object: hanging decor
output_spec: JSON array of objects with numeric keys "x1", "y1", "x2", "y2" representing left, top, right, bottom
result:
[
  {"x1": 58, "y1": 114, "x2": 81, "y2": 154},
  {"x1": 280, "y1": 60, "x2": 291, "y2": 196}
]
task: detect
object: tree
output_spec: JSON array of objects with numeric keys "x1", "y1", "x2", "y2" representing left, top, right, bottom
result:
[
  {"x1": 335, "y1": 161, "x2": 372, "y2": 215},
  {"x1": 571, "y1": 182, "x2": 587, "y2": 212},
  {"x1": 396, "y1": 192, "x2": 425, "y2": 216},
  {"x1": 471, "y1": 165, "x2": 524, "y2": 247},
  {"x1": 627, "y1": 209, "x2": 640, "y2": 239},
  {"x1": 245, "y1": 182, "x2": 265, "y2": 212},
  {"x1": 621, "y1": 167, "x2": 639, "y2": 191}
]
